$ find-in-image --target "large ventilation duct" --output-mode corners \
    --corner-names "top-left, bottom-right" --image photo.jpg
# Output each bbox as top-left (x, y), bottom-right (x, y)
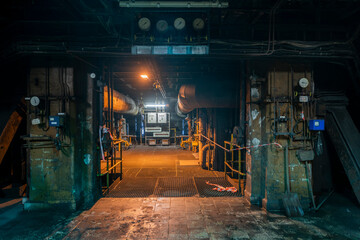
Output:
top-left (176, 84), bottom-right (237, 115)
top-left (104, 86), bottom-right (139, 115)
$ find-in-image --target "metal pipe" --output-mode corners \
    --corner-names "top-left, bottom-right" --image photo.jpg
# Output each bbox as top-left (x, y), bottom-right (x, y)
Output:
top-left (103, 86), bottom-right (138, 115)
top-left (199, 109), bottom-right (207, 168)
top-left (185, 115), bottom-right (192, 137)
top-left (176, 84), bottom-right (237, 115)
top-left (201, 143), bottom-right (210, 169)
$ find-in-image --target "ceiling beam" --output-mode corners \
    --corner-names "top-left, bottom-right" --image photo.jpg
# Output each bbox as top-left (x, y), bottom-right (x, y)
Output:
top-left (119, 1), bottom-right (229, 8)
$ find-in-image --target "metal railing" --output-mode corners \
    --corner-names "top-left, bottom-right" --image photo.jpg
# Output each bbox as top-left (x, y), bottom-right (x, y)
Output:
top-left (224, 136), bottom-right (246, 195)
top-left (98, 140), bottom-right (123, 194)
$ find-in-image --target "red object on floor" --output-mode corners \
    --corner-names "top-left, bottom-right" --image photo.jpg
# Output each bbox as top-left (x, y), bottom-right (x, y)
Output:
top-left (205, 181), bottom-right (238, 193)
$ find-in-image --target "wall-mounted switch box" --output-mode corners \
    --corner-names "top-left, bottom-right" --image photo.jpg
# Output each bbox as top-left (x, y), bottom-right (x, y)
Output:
top-left (49, 116), bottom-right (64, 127)
top-left (309, 119), bottom-right (325, 131)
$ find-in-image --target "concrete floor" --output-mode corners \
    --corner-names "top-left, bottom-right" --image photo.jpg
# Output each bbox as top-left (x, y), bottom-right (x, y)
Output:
top-left (1, 145), bottom-right (360, 239)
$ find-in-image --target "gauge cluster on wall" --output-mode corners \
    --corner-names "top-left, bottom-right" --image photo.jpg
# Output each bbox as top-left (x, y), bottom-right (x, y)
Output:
top-left (133, 12), bottom-right (209, 45)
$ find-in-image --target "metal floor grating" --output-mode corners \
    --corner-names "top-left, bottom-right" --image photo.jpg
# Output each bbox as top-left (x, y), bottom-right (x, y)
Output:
top-left (106, 177), bottom-right (157, 198)
top-left (106, 176), bottom-right (241, 198)
top-left (153, 177), bottom-right (198, 197)
top-left (136, 168), bottom-right (175, 177)
top-left (194, 177), bottom-right (242, 197)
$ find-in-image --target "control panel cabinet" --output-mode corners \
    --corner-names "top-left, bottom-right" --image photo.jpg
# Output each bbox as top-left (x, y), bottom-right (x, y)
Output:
top-left (145, 112), bottom-right (170, 145)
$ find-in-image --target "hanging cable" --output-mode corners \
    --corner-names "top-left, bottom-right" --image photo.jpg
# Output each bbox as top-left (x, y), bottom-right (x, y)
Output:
top-left (41, 67), bottom-right (50, 131)
top-left (199, 134), bottom-right (282, 152)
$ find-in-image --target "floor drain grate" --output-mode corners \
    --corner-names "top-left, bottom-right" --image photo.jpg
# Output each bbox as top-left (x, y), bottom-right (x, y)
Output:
top-left (153, 177), bottom-right (197, 197)
top-left (194, 177), bottom-right (242, 197)
top-left (106, 177), bottom-right (157, 198)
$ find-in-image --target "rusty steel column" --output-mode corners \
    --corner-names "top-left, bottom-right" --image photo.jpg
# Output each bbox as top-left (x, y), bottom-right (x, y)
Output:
top-left (198, 109), bottom-right (207, 169)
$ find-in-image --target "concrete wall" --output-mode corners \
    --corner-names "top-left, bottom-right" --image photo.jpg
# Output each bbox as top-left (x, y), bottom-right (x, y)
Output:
top-left (245, 64), bottom-right (313, 211)
top-left (26, 67), bottom-right (99, 210)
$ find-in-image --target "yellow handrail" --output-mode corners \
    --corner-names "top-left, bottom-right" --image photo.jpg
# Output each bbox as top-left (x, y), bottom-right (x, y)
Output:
top-left (224, 162), bottom-right (245, 176)
top-left (98, 160), bottom-right (122, 176)
top-left (113, 138), bottom-right (130, 148)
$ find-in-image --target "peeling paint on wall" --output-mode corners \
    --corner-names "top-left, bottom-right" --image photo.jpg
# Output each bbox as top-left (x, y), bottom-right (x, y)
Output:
top-left (251, 109), bottom-right (259, 121)
top-left (248, 109), bottom-right (252, 127)
top-left (251, 88), bottom-right (260, 98)
top-left (84, 154), bottom-right (91, 165)
top-left (252, 138), bottom-right (260, 147)
top-left (258, 116), bottom-right (265, 127)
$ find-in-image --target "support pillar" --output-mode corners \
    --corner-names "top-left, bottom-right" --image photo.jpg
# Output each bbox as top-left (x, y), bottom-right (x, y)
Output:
top-left (244, 77), bottom-right (264, 206)
top-left (199, 109), bottom-right (207, 169)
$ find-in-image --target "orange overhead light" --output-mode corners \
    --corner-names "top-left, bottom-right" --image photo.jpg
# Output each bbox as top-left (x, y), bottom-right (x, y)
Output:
top-left (140, 74), bottom-right (149, 79)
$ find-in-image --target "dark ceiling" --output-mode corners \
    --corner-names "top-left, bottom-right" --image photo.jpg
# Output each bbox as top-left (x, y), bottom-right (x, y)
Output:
top-left (1, 0), bottom-right (360, 102)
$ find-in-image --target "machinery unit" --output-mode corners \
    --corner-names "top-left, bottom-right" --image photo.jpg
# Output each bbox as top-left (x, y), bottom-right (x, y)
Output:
top-left (145, 112), bottom-right (171, 145)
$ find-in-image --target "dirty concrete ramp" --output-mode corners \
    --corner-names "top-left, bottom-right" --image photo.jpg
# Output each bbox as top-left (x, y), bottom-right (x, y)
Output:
top-left (326, 106), bottom-right (360, 203)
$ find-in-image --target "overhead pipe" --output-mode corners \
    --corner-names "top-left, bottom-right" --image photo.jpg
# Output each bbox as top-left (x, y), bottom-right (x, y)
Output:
top-left (176, 84), bottom-right (237, 116)
top-left (103, 86), bottom-right (138, 115)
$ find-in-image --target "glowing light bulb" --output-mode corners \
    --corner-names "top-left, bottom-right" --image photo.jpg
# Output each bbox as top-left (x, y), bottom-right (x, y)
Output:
top-left (140, 74), bottom-right (149, 79)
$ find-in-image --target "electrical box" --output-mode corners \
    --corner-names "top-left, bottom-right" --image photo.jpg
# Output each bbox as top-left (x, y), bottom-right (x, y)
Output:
top-left (158, 113), bottom-right (167, 123)
top-left (161, 139), bottom-right (169, 146)
top-left (299, 95), bottom-right (309, 103)
top-left (296, 150), bottom-right (315, 161)
top-left (144, 112), bottom-right (171, 145)
top-left (49, 116), bottom-right (64, 127)
top-left (309, 119), bottom-right (325, 131)
top-left (147, 113), bottom-right (157, 123)
top-left (148, 139), bottom-right (156, 146)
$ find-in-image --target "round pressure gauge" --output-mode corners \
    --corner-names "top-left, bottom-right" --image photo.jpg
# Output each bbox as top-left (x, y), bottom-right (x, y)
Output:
top-left (30, 96), bottom-right (40, 106)
top-left (156, 20), bottom-right (168, 32)
top-left (138, 17), bottom-right (151, 31)
top-left (174, 17), bottom-right (186, 30)
top-left (299, 78), bottom-right (309, 88)
top-left (90, 73), bottom-right (96, 79)
top-left (192, 18), bottom-right (205, 31)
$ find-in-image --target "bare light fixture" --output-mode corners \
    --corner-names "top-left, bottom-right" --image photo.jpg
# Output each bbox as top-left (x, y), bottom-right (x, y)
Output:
top-left (145, 104), bottom-right (166, 108)
top-left (140, 74), bottom-right (166, 98)
top-left (140, 74), bottom-right (149, 79)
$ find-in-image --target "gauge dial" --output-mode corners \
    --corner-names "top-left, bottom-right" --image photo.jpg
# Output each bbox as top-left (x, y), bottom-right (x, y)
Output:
top-left (192, 18), bottom-right (205, 31)
top-left (156, 20), bottom-right (168, 32)
top-left (138, 17), bottom-right (151, 31)
top-left (174, 17), bottom-right (186, 30)
top-left (30, 96), bottom-right (40, 106)
top-left (299, 78), bottom-right (309, 88)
